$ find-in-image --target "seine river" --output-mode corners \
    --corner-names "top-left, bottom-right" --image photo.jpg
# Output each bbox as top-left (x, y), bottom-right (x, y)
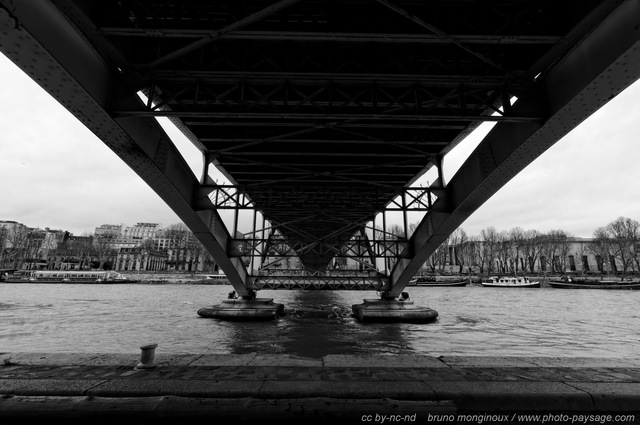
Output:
top-left (1, 283), bottom-right (639, 358)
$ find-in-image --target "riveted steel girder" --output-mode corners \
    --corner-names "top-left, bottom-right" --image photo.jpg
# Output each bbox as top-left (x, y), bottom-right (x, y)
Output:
top-left (0, 0), bottom-right (254, 297)
top-left (384, 0), bottom-right (640, 297)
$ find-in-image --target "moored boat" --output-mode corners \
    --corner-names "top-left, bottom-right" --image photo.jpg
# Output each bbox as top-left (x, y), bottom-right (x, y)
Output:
top-left (3, 270), bottom-right (34, 283)
top-left (410, 276), bottom-right (468, 287)
top-left (3, 270), bottom-right (139, 283)
top-left (205, 273), bottom-right (228, 283)
top-left (549, 277), bottom-right (640, 289)
top-left (0, 269), bottom-right (17, 282)
top-left (481, 276), bottom-right (540, 288)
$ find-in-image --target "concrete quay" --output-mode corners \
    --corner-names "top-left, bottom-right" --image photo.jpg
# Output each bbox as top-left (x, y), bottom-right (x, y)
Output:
top-left (1, 353), bottom-right (640, 424)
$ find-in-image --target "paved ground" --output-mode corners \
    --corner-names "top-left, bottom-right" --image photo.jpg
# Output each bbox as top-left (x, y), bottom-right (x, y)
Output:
top-left (1, 352), bottom-right (640, 424)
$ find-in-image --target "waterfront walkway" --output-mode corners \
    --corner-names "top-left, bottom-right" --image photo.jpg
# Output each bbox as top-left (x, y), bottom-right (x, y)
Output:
top-left (1, 352), bottom-right (640, 424)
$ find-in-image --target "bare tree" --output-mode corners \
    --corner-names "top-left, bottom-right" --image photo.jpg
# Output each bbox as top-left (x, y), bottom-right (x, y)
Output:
top-left (590, 226), bottom-right (612, 273)
top-left (540, 230), bottom-right (572, 274)
top-left (4, 226), bottom-right (30, 269)
top-left (163, 223), bottom-right (192, 270)
top-left (136, 238), bottom-right (157, 271)
top-left (69, 235), bottom-right (93, 270)
top-left (93, 234), bottom-right (117, 270)
top-left (519, 230), bottom-right (545, 273)
top-left (188, 237), bottom-right (208, 272)
top-left (607, 217), bottom-right (639, 275)
top-left (459, 235), bottom-right (479, 274)
top-left (425, 242), bottom-right (447, 273)
top-left (508, 227), bottom-right (526, 274)
top-left (448, 228), bottom-right (468, 273)
top-left (495, 230), bottom-right (512, 274)
top-left (0, 226), bottom-right (7, 267)
top-left (163, 222), bottom-right (214, 272)
top-left (592, 217), bottom-right (640, 275)
top-left (479, 227), bottom-right (499, 274)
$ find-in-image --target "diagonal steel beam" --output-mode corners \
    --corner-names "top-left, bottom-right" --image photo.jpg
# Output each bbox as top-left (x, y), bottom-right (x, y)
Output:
top-left (0, 0), bottom-right (255, 297)
top-left (382, 0), bottom-right (640, 298)
top-left (147, 0), bottom-right (301, 68)
top-left (359, 227), bottom-right (378, 266)
top-left (212, 125), bottom-right (325, 154)
top-left (374, 0), bottom-right (506, 73)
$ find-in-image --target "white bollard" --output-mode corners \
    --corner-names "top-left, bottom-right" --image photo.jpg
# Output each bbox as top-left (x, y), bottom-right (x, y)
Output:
top-left (135, 343), bottom-right (158, 369)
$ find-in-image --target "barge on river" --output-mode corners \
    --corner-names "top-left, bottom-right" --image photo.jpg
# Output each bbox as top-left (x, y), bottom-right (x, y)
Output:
top-left (549, 277), bottom-right (640, 289)
top-left (409, 276), bottom-right (468, 287)
top-left (4, 270), bottom-right (139, 284)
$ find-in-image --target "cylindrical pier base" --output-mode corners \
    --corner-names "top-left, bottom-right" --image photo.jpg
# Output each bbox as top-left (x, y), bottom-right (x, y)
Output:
top-left (352, 299), bottom-right (438, 323)
top-left (197, 298), bottom-right (284, 321)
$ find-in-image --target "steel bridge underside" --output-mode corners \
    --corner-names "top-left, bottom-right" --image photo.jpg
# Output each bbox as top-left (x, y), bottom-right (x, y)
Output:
top-left (1, 0), bottom-right (640, 300)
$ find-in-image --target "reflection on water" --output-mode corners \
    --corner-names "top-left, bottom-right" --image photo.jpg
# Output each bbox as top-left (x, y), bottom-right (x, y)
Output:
top-left (1, 283), bottom-right (639, 358)
top-left (209, 291), bottom-right (408, 358)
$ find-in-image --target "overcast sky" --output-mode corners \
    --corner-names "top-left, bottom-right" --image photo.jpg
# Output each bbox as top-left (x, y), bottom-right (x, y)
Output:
top-left (1, 52), bottom-right (640, 238)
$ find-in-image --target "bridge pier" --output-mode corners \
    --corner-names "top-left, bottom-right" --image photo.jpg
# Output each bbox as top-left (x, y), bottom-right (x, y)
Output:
top-left (352, 296), bottom-right (438, 324)
top-left (197, 298), bottom-right (285, 321)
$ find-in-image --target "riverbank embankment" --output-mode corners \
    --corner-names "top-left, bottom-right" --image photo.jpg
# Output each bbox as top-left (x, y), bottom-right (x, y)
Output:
top-left (1, 353), bottom-right (639, 424)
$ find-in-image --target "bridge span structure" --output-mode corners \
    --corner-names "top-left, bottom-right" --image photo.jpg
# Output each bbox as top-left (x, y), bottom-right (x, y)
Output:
top-left (1, 0), bottom-right (639, 321)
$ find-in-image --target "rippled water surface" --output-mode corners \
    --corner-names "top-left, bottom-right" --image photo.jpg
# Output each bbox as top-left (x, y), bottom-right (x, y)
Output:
top-left (1, 283), bottom-right (639, 358)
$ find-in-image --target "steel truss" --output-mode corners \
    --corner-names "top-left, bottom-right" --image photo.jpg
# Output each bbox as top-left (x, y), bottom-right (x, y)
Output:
top-left (202, 185), bottom-right (439, 212)
top-left (197, 184), bottom-right (438, 276)
top-left (257, 275), bottom-right (386, 291)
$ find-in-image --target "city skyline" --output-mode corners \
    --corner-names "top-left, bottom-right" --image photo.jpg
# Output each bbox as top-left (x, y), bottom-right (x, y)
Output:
top-left (2, 52), bottom-right (640, 239)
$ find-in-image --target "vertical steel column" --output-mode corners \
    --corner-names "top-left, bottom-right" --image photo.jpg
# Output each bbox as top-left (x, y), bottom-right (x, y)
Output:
top-left (402, 191), bottom-right (409, 241)
top-left (249, 207), bottom-right (257, 273)
top-left (200, 153), bottom-right (211, 185)
top-left (382, 212), bottom-right (388, 275)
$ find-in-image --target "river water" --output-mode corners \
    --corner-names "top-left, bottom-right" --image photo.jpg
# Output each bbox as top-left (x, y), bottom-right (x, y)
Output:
top-left (1, 283), bottom-right (639, 358)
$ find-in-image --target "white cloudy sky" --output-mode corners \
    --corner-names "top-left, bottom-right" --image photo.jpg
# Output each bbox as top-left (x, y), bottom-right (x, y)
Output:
top-left (1, 52), bottom-right (640, 238)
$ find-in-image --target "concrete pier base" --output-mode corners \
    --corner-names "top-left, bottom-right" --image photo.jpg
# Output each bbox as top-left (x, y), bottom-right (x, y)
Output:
top-left (197, 298), bottom-right (284, 321)
top-left (352, 299), bottom-right (438, 323)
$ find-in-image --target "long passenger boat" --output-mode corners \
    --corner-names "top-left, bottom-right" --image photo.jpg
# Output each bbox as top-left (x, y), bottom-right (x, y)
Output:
top-left (4, 270), bottom-right (139, 284)
top-left (549, 277), bottom-right (640, 289)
